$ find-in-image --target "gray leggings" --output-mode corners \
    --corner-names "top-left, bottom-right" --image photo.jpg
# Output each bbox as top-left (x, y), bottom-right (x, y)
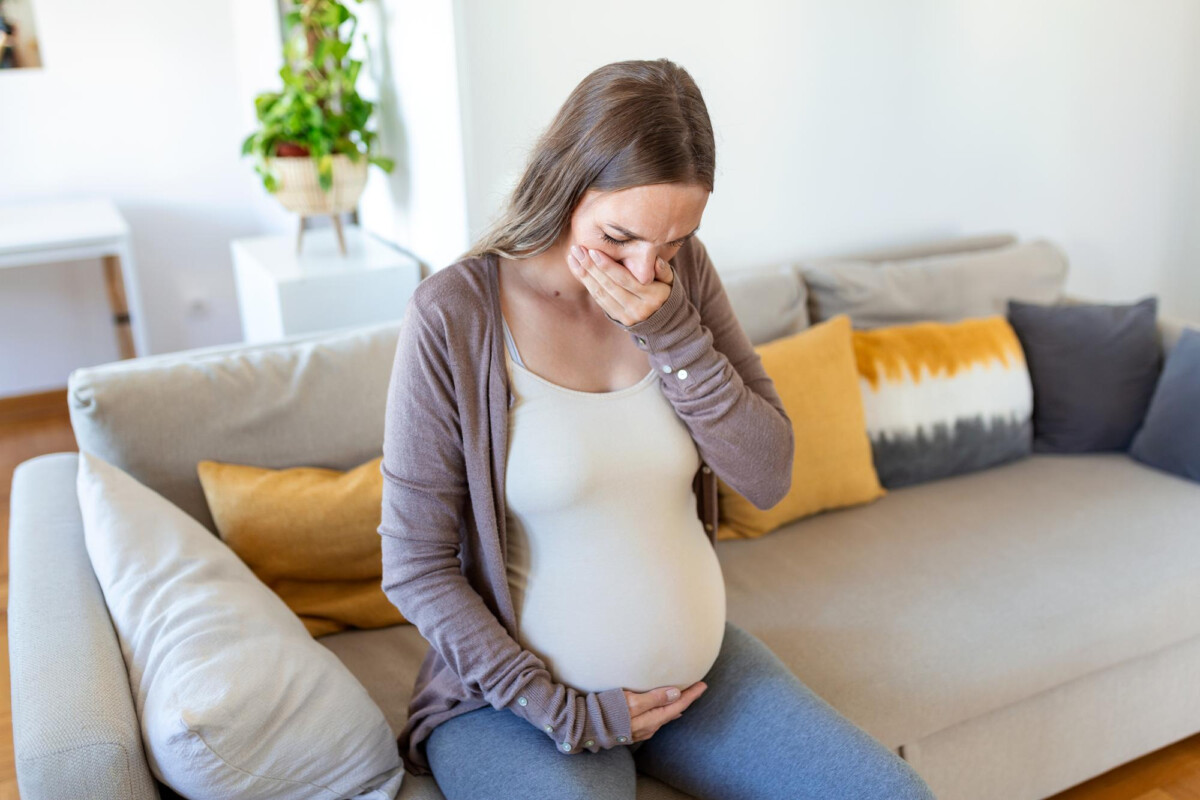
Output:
top-left (425, 620), bottom-right (937, 799)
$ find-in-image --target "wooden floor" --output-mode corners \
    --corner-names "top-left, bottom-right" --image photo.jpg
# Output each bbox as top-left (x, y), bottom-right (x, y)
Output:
top-left (1, 397), bottom-right (1199, 800)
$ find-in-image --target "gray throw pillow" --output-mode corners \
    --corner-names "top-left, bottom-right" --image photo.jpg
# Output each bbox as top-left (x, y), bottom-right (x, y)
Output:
top-left (1129, 327), bottom-right (1200, 482)
top-left (1006, 296), bottom-right (1161, 453)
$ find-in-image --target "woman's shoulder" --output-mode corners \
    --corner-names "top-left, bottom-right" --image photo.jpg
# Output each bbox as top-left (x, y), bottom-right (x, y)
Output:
top-left (412, 253), bottom-right (494, 313)
top-left (396, 254), bottom-right (496, 375)
top-left (404, 252), bottom-right (497, 344)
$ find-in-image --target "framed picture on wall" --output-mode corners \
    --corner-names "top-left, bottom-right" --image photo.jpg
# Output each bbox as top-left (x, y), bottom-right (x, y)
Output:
top-left (0, 0), bottom-right (42, 69)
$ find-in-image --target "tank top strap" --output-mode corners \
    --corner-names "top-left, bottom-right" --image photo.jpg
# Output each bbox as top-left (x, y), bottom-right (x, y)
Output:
top-left (500, 310), bottom-right (526, 368)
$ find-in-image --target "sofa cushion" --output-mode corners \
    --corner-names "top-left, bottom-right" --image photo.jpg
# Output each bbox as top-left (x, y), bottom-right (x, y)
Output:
top-left (68, 320), bottom-right (402, 534)
top-left (716, 452), bottom-right (1200, 750)
top-left (801, 239), bottom-right (1069, 329)
top-left (717, 314), bottom-right (885, 539)
top-left (76, 451), bottom-right (406, 799)
top-left (852, 316), bottom-right (1033, 488)
top-left (197, 455), bottom-right (408, 637)
top-left (1129, 327), bottom-right (1200, 482)
top-left (1007, 296), bottom-right (1161, 453)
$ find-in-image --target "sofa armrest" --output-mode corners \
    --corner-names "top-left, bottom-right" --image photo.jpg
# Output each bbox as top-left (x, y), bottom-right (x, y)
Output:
top-left (8, 452), bottom-right (160, 800)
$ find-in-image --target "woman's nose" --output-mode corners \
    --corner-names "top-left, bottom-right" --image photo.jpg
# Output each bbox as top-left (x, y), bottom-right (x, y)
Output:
top-left (624, 254), bottom-right (657, 284)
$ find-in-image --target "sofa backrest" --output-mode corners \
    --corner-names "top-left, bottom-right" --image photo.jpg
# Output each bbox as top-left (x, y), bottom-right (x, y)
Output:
top-left (65, 231), bottom-right (1023, 531)
top-left (806, 231), bottom-right (1018, 264)
top-left (722, 231), bottom-right (1020, 345)
top-left (68, 320), bottom-right (402, 534)
top-left (722, 231), bottom-right (1195, 357)
top-left (801, 238), bottom-right (1070, 328)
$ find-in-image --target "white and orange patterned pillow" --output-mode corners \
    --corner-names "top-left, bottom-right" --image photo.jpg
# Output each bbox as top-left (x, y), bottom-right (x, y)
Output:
top-left (852, 315), bottom-right (1033, 488)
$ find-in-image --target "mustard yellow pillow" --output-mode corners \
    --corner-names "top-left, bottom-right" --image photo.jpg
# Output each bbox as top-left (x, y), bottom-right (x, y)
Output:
top-left (716, 314), bottom-right (886, 539)
top-left (196, 455), bottom-right (407, 637)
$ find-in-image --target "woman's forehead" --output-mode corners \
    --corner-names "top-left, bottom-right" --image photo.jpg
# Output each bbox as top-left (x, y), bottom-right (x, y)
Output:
top-left (583, 184), bottom-right (708, 233)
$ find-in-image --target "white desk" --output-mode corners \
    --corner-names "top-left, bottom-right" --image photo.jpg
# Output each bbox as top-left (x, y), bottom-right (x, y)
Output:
top-left (231, 225), bottom-right (422, 343)
top-left (0, 198), bottom-right (146, 359)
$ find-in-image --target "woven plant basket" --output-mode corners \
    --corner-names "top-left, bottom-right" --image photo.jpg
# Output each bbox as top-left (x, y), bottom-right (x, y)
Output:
top-left (268, 153), bottom-right (368, 215)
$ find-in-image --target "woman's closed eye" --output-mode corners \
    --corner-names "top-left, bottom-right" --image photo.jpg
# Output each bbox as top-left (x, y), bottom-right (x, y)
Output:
top-left (600, 231), bottom-right (687, 248)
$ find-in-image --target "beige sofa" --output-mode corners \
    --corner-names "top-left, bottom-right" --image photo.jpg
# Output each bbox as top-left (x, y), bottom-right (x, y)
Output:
top-left (9, 233), bottom-right (1200, 800)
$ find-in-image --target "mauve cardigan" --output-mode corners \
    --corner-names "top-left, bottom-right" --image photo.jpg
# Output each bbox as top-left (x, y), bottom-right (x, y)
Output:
top-left (378, 236), bottom-right (795, 776)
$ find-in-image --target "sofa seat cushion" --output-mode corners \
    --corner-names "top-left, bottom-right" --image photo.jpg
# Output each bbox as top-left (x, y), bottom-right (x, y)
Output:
top-left (317, 625), bottom-right (694, 798)
top-left (717, 452), bottom-right (1200, 749)
top-left (321, 453), bottom-right (1200, 783)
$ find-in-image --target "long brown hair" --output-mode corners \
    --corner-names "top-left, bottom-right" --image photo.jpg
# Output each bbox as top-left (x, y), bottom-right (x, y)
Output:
top-left (459, 58), bottom-right (715, 263)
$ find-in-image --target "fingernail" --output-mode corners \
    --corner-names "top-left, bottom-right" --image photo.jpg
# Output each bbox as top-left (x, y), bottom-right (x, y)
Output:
top-left (589, 248), bottom-right (602, 265)
top-left (667, 687), bottom-right (680, 701)
top-left (570, 245), bottom-right (583, 259)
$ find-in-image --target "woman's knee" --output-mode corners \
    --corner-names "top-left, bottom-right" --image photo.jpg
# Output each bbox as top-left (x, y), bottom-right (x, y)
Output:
top-left (703, 623), bottom-right (937, 798)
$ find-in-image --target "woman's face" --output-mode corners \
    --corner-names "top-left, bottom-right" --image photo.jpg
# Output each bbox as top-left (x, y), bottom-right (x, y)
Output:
top-left (562, 182), bottom-right (710, 286)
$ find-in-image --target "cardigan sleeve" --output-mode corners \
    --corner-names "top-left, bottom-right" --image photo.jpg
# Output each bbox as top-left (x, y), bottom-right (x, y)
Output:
top-left (617, 237), bottom-right (795, 510)
top-left (378, 297), bottom-right (633, 755)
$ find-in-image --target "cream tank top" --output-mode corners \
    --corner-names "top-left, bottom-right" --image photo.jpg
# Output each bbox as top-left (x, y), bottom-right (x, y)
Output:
top-left (501, 310), bottom-right (726, 695)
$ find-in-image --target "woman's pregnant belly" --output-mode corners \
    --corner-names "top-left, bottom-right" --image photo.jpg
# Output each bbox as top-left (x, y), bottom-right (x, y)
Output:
top-left (505, 508), bottom-right (726, 695)
top-left (502, 363), bottom-right (727, 695)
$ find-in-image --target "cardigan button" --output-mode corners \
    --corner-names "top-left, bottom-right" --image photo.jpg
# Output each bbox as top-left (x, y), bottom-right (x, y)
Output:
top-left (544, 724), bottom-right (553, 732)
top-left (661, 364), bottom-right (673, 373)
top-left (517, 696), bottom-right (527, 706)
top-left (704, 523), bottom-right (714, 532)
top-left (618, 735), bottom-right (628, 743)
top-left (585, 739), bottom-right (594, 748)
top-left (676, 369), bottom-right (688, 380)
top-left (561, 741), bottom-right (573, 752)
top-left (701, 465), bottom-right (712, 475)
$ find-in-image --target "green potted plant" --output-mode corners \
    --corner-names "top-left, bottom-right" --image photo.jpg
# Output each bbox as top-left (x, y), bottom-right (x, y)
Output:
top-left (241, 0), bottom-right (395, 253)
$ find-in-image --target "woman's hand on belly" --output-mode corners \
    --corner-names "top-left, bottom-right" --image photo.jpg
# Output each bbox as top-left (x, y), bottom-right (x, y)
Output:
top-left (624, 680), bottom-right (708, 743)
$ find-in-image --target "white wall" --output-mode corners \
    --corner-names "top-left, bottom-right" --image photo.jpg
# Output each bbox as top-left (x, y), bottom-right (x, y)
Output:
top-left (0, 0), bottom-right (294, 398)
top-left (0, 0), bottom-right (464, 400)
top-left (453, 0), bottom-right (1200, 320)
top-left (355, 0), bottom-right (471, 271)
top-left (2, 0), bottom-right (1197, 398)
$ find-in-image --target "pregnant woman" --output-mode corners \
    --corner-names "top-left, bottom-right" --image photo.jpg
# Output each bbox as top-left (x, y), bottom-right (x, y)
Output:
top-left (379, 58), bottom-right (936, 800)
